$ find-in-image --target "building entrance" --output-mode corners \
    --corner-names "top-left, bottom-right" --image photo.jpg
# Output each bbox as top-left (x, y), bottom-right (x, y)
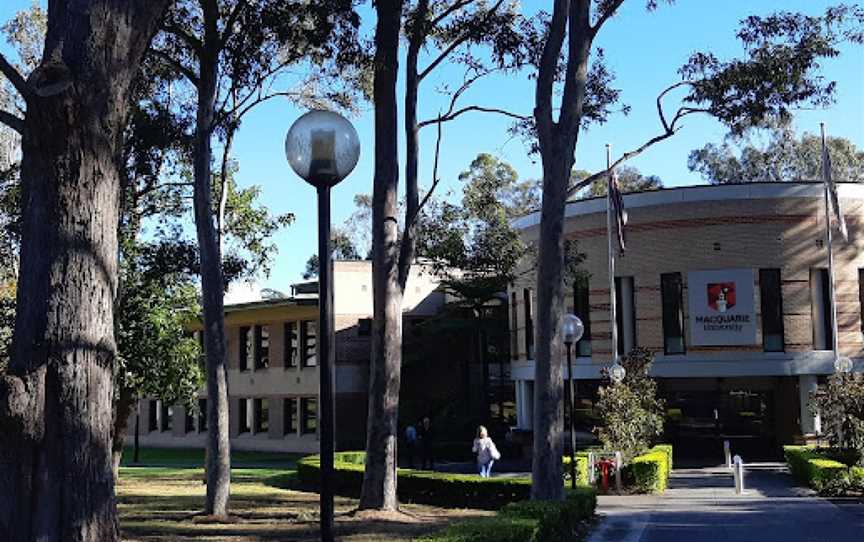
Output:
top-left (661, 379), bottom-right (783, 465)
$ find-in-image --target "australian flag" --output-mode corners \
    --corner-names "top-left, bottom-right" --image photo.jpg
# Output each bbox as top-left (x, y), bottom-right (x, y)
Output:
top-left (608, 169), bottom-right (627, 254)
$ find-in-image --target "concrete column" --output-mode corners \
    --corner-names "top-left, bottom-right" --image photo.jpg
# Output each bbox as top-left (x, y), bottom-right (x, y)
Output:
top-left (524, 381), bottom-right (535, 431)
top-left (799, 374), bottom-right (821, 435)
top-left (515, 380), bottom-right (524, 428)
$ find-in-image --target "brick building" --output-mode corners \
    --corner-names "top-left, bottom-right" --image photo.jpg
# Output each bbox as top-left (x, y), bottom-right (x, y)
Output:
top-left (134, 260), bottom-right (447, 453)
top-left (509, 182), bottom-right (864, 459)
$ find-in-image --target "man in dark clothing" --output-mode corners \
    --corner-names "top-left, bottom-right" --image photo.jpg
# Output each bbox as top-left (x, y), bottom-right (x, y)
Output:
top-left (418, 416), bottom-right (435, 470)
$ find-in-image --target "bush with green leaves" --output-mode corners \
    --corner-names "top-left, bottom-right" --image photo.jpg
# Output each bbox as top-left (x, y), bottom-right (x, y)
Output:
top-left (810, 372), bottom-right (864, 466)
top-left (595, 347), bottom-right (665, 460)
top-left (784, 446), bottom-right (863, 495)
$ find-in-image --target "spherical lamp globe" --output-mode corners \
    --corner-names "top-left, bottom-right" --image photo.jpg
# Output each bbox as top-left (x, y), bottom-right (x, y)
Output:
top-left (285, 110), bottom-right (360, 187)
top-left (562, 313), bottom-right (584, 345)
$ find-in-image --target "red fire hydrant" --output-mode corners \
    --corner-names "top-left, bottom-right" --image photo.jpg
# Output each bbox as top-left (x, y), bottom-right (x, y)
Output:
top-left (596, 458), bottom-right (616, 492)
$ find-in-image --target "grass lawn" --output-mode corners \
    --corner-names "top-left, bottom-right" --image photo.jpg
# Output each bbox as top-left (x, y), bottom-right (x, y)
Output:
top-left (118, 449), bottom-right (491, 541)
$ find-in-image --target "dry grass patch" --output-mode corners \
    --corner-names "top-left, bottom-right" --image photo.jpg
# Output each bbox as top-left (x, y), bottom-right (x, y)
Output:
top-left (118, 467), bottom-right (491, 541)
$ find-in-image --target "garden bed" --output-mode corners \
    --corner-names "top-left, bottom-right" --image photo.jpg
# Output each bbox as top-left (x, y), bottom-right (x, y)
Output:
top-left (784, 445), bottom-right (864, 495)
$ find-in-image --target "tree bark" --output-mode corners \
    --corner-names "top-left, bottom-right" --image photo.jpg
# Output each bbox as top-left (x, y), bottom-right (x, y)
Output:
top-left (359, 0), bottom-right (404, 511)
top-left (194, 0), bottom-right (232, 518)
top-left (0, 1), bottom-right (170, 540)
top-left (531, 0), bottom-right (592, 501)
top-left (111, 385), bottom-right (137, 480)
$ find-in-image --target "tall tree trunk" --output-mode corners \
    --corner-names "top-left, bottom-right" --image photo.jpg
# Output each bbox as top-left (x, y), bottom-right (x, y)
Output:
top-left (111, 385), bottom-right (137, 480)
top-left (531, 0), bottom-right (592, 501)
top-left (194, 0), bottom-right (231, 518)
top-left (0, 2), bottom-right (169, 539)
top-left (359, 0), bottom-right (404, 511)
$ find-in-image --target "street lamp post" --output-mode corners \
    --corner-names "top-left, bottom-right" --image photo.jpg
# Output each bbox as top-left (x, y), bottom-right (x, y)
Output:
top-left (286, 110), bottom-right (360, 542)
top-left (562, 313), bottom-right (584, 490)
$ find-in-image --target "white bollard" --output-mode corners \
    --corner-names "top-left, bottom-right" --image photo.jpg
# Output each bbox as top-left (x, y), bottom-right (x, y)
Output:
top-left (724, 440), bottom-right (731, 469)
top-left (614, 451), bottom-right (623, 494)
top-left (588, 452), bottom-right (596, 484)
top-left (733, 455), bottom-right (744, 494)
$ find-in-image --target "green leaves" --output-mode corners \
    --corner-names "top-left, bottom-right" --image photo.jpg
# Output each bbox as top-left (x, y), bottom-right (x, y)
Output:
top-left (810, 372), bottom-right (864, 465)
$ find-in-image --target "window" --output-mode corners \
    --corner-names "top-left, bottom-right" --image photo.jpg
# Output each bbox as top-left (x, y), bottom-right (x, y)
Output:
top-left (148, 400), bottom-right (158, 432)
top-left (523, 288), bottom-right (534, 359)
top-left (301, 397), bottom-right (318, 434)
top-left (239, 326), bottom-right (252, 371)
top-left (284, 322), bottom-right (298, 367)
top-left (615, 276), bottom-right (636, 355)
top-left (358, 318), bottom-right (372, 337)
top-left (198, 398), bottom-right (207, 432)
top-left (661, 273), bottom-right (686, 354)
top-left (760, 269), bottom-right (785, 352)
top-left (573, 277), bottom-right (592, 356)
top-left (254, 398), bottom-right (269, 434)
top-left (254, 325), bottom-right (270, 370)
top-left (184, 407), bottom-right (195, 433)
top-left (810, 268), bottom-right (834, 350)
top-left (160, 402), bottom-right (173, 432)
top-left (301, 320), bottom-right (317, 367)
top-left (510, 292), bottom-right (519, 360)
top-left (283, 397), bottom-right (297, 435)
top-left (238, 398), bottom-right (250, 434)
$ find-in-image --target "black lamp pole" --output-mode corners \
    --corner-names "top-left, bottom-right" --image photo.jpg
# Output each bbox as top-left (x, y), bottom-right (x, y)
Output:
top-left (565, 341), bottom-right (577, 489)
top-left (316, 182), bottom-right (336, 542)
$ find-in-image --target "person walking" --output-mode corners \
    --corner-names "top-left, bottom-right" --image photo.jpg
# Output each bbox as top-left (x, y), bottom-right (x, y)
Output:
top-left (404, 423), bottom-right (417, 468)
top-left (472, 425), bottom-right (501, 478)
top-left (418, 416), bottom-right (435, 470)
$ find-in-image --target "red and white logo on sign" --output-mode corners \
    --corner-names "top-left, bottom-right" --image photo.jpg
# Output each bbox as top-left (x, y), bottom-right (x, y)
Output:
top-left (707, 282), bottom-right (735, 313)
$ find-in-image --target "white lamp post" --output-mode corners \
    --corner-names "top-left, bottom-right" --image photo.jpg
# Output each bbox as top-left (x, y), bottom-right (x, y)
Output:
top-left (286, 110), bottom-right (360, 542)
top-left (834, 355), bottom-right (853, 374)
top-left (562, 313), bottom-right (584, 489)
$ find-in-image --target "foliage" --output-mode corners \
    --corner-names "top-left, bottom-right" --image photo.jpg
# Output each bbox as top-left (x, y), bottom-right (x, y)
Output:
top-left (573, 165), bottom-right (663, 198)
top-left (302, 227), bottom-right (362, 279)
top-left (297, 451), bottom-right (591, 510)
top-left (418, 488), bottom-right (596, 542)
top-left (689, 125), bottom-right (864, 184)
top-left (595, 348), bottom-right (665, 460)
top-left (810, 372), bottom-right (864, 464)
top-left (623, 447), bottom-right (671, 493)
top-left (784, 446), bottom-right (864, 495)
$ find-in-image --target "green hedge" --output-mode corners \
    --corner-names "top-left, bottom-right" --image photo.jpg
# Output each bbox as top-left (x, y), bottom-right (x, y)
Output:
top-left (297, 452), bottom-right (590, 510)
top-left (622, 446), bottom-right (672, 493)
top-left (418, 488), bottom-right (597, 542)
top-left (784, 446), bottom-right (856, 494)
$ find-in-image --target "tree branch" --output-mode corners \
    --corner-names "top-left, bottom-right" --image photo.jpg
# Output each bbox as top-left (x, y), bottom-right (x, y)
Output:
top-left (428, 0), bottom-right (474, 29)
top-left (149, 49), bottom-right (200, 86)
top-left (0, 52), bottom-right (32, 101)
top-left (0, 110), bottom-right (24, 134)
top-left (221, 0), bottom-right (249, 47)
top-left (161, 23), bottom-right (203, 54)
top-left (404, 112), bottom-right (445, 236)
top-left (590, 0), bottom-right (625, 37)
top-left (418, 105), bottom-right (529, 128)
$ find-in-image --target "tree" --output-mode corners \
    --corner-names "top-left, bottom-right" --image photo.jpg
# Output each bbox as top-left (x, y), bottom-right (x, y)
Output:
top-left (0, 1), bottom-right (172, 539)
top-left (573, 165), bottom-right (662, 198)
top-left (302, 228), bottom-right (362, 280)
top-left (527, 1), bottom-right (863, 501)
top-left (361, 0), bottom-right (528, 510)
top-left (151, 0), bottom-right (359, 516)
top-left (594, 348), bottom-right (664, 460)
top-left (689, 125), bottom-right (864, 184)
top-left (811, 372), bottom-right (864, 465)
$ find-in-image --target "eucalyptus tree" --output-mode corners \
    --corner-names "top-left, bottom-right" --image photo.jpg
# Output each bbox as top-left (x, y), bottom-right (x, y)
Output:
top-left (150, 0), bottom-right (359, 516)
top-left (362, 0), bottom-right (529, 511)
top-left (527, 1), bottom-right (864, 500)
top-left (0, 1), bottom-right (172, 539)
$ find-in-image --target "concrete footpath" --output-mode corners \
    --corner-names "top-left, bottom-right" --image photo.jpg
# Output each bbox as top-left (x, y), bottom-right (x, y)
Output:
top-left (587, 463), bottom-right (864, 542)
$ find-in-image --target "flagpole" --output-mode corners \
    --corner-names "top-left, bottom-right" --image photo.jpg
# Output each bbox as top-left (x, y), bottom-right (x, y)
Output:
top-left (821, 122), bottom-right (840, 364)
top-left (606, 144), bottom-right (618, 367)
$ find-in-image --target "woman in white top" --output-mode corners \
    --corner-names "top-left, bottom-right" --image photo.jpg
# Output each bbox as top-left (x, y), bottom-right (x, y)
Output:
top-left (472, 425), bottom-right (501, 478)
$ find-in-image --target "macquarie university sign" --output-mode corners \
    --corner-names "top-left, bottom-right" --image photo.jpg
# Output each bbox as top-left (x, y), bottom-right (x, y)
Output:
top-left (687, 269), bottom-right (757, 346)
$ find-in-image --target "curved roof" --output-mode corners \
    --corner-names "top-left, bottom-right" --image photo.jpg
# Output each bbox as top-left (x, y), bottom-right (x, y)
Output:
top-left (512, 181), bottom-right (864, 230)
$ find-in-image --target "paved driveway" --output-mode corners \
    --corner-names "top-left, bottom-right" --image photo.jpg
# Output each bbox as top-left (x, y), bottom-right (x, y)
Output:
top-left (588, 463), bottom-right (864, 542)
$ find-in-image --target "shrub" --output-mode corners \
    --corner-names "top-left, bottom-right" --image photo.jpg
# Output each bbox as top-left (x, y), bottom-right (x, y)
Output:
top-left (622, 447), bottom-right (671, 493)
top-left (784, 446), bottom-right (852, 494)
top-left (297, 451), bottom-right (591, 510)
top-left (420, 487), bottom-right (597, 542)
top-left (809, 372), bottom-right (864, 466)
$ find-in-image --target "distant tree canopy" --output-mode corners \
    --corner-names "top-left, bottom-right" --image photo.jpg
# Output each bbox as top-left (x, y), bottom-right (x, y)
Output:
top-left (572, 165), bottom-right (663, 198)
top-left (302, 228), bottom-right (362, 279)
top-left (689, 126), bottom-right (864, 184)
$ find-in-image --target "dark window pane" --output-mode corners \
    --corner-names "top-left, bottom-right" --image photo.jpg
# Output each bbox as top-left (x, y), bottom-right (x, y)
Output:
top-left (510, 292), bottom-right (519, 360)
top-left (302, 321), bottom-right (317, 367)
top-left (238, 398), bottom-right (250, 434)
top-left (760, 269), bottom-right (785, 352)
top-left (523, 288), bottom-right (534, 359)
top-left (255, 325), bottom-right (270, 370)
top-left (574, 276), bottom-right (592, 356)
top-left (301, 397), bottom-right (317, 434)
top-left (239, 326), bottom-right (252, 371)
top-left (184, 407), bottom-right (194, 433)
top-left (283, 398), bottom-right (296, 435)
top-left (285, 322), bottom-right (298, 367)
top-left (661, 273), bottom-right (686, 355)
top-left (615, 277), bottom-right (636, 354)
top-left (358, 318), bottom-right (372, 337)
top-left (160, 403), bottom-right (173, 432)
top-left (198, 398), bottom-right (207, 432)
top-left (148, 400), bottom-right (158, 432)
top-left (254, 398), bottom-right (269, 433)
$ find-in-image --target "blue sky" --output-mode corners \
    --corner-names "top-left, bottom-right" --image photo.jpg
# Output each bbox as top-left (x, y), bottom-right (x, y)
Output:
top-left (1, 1), bottom-right (862, 292)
